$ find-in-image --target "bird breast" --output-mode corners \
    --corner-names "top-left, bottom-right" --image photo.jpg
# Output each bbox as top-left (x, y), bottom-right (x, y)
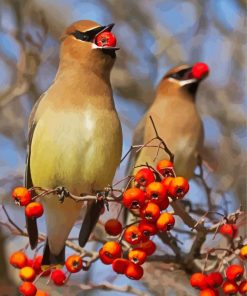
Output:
top-left (30, 107), bottom-right (122, 195)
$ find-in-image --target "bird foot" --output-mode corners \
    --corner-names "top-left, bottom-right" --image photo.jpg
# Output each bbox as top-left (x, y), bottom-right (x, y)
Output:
top-left (55, 186), bottom-right (70, 203)
top-left (96, 191), bottom-right (109, 211)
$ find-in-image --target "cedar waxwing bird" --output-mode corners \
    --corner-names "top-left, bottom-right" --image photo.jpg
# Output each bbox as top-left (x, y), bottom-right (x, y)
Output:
top-left (25, 20), bottom-right (122, 265)
top-left (129, 63), bottom-right (209, 180)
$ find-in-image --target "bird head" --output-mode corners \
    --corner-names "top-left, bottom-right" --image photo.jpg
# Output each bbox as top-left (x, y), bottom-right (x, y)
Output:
top-left (157, 63), bottom-right (209, 99)
top-left (60, 20), bottom-right (119, 75)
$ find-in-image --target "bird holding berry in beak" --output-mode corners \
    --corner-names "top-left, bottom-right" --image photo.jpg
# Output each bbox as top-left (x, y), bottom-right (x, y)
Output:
top-left (129, 63), bottom-right (209, 179)
top-left (25, 20), bottom-right (122, 265)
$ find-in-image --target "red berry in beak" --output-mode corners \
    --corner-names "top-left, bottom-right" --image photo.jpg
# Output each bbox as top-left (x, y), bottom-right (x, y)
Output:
top-left (191, 62), bottom-right (209, 80)
top-left (95, 31), bottom-right (117, 47)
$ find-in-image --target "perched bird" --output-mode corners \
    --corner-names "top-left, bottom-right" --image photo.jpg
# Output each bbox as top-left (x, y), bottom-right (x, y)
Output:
top-left (129, 63), bottom-right (209, 179)
top-left (25, 20), bottom-right (122, 265)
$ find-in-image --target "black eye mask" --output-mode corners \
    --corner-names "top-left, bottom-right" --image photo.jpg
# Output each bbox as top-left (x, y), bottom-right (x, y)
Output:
top-left (70, 26), bottom-right (107, 43)
top-left (168, 68), bottom-right (192, 80)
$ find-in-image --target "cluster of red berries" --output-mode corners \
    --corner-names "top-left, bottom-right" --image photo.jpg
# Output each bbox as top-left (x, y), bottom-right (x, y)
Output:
top-left (99, 159), bottom-right (190, 280)
top-left (12, 187), bottom-right (44, 219)
top-left (9, 249), bottom-right (85, 295)
top-left (190, 259), bottom-right (247, 295)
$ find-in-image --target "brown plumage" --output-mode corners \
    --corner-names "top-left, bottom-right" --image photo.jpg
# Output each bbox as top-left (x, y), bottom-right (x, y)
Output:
top-left (129, 64), bottom-right (208, 179)
top-left (25, 20), bottom-right (122, 265)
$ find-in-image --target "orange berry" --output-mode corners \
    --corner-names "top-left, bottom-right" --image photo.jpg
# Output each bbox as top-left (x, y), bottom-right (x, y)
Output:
top-left (135, 240), bottom-right (156, 256)
top-left (146, 182), bottom-right (169, 208)
top-left (156, 212), bottom-right (175, 232)
top-left (168, 177), bottom-right (189, 199)
top-left (134, 168), bottom-right (155, 187)
top-left (112, 258), bottom-right (130, 274)
top-left (19, 266), bottom-right (36, 282)
top-left (161, 176), bottom-right (174, 189)
top-left (190, 273), bottom-right (208, 290)
top-left (30, 255), bottom-right (50, 277)
top-left (222, 280), bottom-right (239, 294)
top-left (9, 251), bottom-right (28, 269)
top-left (240, 245), bottom-right (247, 260)
top-left (239, 280), bottom-right (247, 294)
top-left (51, 269), bottom-right (66, 286)
top-left (125, 261), bottom-right (144, 280)
top-left (226, 264), bottom-right (244, 281)
top-left (12, 187), bottom-right (31, 206)
top-left (156, 159), bottom-right (174, 177)
top-left (105, 219), bottom-right (122, 236)
top-left (138, 220), bottom-right (157, 238)
top-left (123, 188), bottom-right (146, 209)
top-left (128, 249), bottom-right (147, 265)
top-left (19, 282), bottom-right (37, 296)
top-left (141, 202), bottom-right (160, 223)
top-left (35, 291), bottom-right (49, 296)
top-left (99, 241), bottom-right (122, 264)
top-left (199, 288), bottom-right (219, 296)
top-left (25, 202), bottom-right (44, 218)
top-left (206, 272), bottom-right (223, 288)
top-left (65, 254), bottom-right (83, 273)
top-left (124, 225), bottom-right (143, 245)
top-left (219, 224), bottom-right (238, 238)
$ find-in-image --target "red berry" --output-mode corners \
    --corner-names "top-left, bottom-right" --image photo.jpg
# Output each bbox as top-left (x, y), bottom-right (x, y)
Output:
top-left (168, 177), bottom-right (189, 199)
top-left (19, 266), bottom-right (36, 282)
top-left (9, 251), bottom-right (28, 269)
top-left (222, 280), bottom-right (239, 294)
top-left (161, 176), bottom-right (174, 188)
top-left (125, 262), bottom-right (144, 280)
top-left (135, 240), bottom-right (156, 256)
top-left (65, 254), bottom-right (83, 273)
top-left (99, 241), bottom-right (122, 264)
top-left (105, 219), bottom-right (122, 236)
top-left (190, 273), bottom-right (208, 290)
top-left (134, 168), bottom-right (155, 187)
top-left (36, 291), bottom-right (49, 296)
top-left (12, 187), bottom-right (31, 206)
top-left (146, 182), bottom-right (169, 207)
top-left (25, 202), bottom-right (44, 218)
top-left (95, 31), bottom-right (117, 47)
top-left (219, 224), bottom-right (238, 238)
top-left (138, 220), bottom-right (158, 237)
top-left (239, 280), bottom-right (247, 294)
top-left (141, 202), bottom-right (161, 223)
top-left (226, 264), bottom-right (244, 281)
top-left (206, 272), bottom-right (223, 288)
top-left (128, 249), bottom-right (147, 265)
top-left (19, 282), bottom-right (37, 296)
top-left (123, 188), bottom-right (146, 209)
top-left (199, 288), bottom-right (219, 296)
top-left (124, 225), bottom-right (143, 245)
top-left (51, 269), bottom-right (66, 286)
top-left (156, 159), bottom-right (174, 177)
top-left (191, 62), bottom-right (209, 80)
top-left (112, 258), bottom-right (130, 274)
top-left (156, 213), bottom-right (175, 232)
top-left (30, 255), bottom-right (50, 276)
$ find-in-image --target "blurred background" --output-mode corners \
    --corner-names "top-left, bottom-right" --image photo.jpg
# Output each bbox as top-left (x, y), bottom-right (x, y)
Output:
top-left (0, 0), bottom-right (246, 295)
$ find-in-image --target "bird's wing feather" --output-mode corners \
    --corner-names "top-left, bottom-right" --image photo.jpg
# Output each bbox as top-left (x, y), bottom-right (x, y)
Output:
top-left (25, 94), bottom-right (45, 249)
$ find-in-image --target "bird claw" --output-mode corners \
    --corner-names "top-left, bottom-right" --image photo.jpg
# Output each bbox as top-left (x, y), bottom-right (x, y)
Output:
top-left (56, 186), bottom-right (70, 203)
top-left (96, 191), bottom-right (109, 211)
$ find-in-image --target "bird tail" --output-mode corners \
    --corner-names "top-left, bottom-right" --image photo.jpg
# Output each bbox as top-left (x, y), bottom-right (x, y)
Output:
top-left (78, 200), bottom-right (104, 247)
top-left (42, 239), bottom-right (65, 265)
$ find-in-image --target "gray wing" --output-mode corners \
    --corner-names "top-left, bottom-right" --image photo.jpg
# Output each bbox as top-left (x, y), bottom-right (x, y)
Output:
top-left (25, 94), bottom-right (44, 249)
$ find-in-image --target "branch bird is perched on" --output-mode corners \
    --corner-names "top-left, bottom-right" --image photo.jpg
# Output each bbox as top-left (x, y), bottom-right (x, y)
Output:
top-left (25, 20), bottom-right (122, 265)
top-left (129, 63), bottom-right (209, 180)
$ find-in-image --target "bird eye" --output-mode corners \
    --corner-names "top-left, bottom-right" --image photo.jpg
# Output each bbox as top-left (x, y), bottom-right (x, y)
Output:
top-left (71, 31), bottom-right (91, 42)
top-left (169, 69), bottom-right (189, 80)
